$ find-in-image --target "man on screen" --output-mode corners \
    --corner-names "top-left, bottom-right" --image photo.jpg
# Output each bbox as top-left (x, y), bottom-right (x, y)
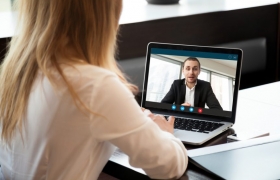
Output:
top-left (161, 57), bottom-right (223, 110)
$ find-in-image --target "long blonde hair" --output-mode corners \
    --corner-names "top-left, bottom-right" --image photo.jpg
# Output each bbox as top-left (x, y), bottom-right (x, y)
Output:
top-left (0, 0), bottom-right (137, 143)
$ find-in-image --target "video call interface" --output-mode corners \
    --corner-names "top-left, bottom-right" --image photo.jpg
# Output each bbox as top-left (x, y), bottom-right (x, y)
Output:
top-left (144, 48), bottom-right (238, 118)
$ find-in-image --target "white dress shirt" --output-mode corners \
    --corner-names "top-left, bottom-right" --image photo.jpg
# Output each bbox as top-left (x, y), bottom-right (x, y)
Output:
top-left (184, 81), bottom-right (197, 106)
top-left (0, 64), bottom-right (188, 180)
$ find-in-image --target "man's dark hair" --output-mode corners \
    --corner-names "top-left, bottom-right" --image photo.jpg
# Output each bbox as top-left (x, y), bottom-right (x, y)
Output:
top-left (183, 57), bottom-right (200, 69)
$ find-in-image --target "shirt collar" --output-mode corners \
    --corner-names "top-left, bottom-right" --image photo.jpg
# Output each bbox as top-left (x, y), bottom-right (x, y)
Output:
top-left (185, 79), bottom-right (197, 90)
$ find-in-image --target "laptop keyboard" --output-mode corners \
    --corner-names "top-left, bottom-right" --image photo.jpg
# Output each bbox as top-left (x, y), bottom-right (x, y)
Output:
top-left (167, 116), bottom-right (224, 134)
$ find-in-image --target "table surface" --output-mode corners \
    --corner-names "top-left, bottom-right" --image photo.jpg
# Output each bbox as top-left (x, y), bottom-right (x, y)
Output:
top-left (233, 81), bottom-right (280, 136)
top-left (1, 0), bottom-right (280, 38)
top-left (101, 81), bottom-right (280, 180)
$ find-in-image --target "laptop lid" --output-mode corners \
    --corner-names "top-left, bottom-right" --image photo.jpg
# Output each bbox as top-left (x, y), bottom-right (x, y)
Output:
top-left (141, 42), bottom-right (243, 124)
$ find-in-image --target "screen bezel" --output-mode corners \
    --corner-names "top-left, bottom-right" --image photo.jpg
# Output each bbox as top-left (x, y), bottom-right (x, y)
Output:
top-left (141, 42), bottom-right (243, 123)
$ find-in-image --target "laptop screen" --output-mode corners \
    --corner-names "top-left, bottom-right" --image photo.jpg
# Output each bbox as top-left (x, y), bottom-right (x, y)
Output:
top-left (142, 43), bottom-right (242, 122)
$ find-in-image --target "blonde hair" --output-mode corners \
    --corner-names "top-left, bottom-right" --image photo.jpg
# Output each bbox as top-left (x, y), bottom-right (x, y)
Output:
top-left (0, 0), bottom-right (137, 143)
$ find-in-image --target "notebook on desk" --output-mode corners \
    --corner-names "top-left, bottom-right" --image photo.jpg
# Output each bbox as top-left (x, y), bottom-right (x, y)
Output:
top-left (141, 42), bottom-right (243, 145)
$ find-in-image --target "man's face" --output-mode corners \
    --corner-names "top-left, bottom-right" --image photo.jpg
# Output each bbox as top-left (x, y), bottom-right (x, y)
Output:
top-left (183, 60), bottom-right (200, 84)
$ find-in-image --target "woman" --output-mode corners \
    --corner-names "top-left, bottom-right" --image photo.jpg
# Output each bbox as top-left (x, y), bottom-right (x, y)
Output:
top-left (0, 0), bottom-right (188, 179)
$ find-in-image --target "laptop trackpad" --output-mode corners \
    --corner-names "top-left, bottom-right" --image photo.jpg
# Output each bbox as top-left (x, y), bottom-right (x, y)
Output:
top-left (174, 130), bottom-right (209, 145)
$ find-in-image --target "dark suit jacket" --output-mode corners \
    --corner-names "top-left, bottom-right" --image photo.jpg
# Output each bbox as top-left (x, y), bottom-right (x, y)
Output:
top-left (161, 79), bottom-right (223, 110)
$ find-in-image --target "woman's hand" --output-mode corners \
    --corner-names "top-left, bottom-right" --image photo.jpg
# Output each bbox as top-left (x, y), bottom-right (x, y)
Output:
top-left (141, 108), bottom-right (175, 134)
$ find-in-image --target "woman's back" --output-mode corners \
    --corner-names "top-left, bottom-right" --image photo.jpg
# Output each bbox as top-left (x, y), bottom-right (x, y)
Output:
top-left (0, 64), bottom-right (188, 179)
top-left (0, 0), bottom-right (188, 179)
top-left (1, 65), bottom-right (119, 179)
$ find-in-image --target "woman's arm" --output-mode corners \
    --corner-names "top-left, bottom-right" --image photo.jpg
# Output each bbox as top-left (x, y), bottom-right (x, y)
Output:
top-left (89, 74), bottom-right (188, 179)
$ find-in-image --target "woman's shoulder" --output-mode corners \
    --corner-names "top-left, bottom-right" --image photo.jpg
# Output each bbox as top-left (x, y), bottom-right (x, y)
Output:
top-left (53, 64), bottom-right (119, 91)
top-left (62, 64), bottom-right (116, 80)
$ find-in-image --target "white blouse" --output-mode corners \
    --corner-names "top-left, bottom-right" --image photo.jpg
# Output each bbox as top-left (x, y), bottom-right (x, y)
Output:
top-left (0, 64), bottom-right (188, 180)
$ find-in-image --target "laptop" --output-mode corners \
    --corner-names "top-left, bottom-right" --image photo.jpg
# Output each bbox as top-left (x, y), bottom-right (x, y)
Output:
top-left (141, 42), bottom-right (243, 145)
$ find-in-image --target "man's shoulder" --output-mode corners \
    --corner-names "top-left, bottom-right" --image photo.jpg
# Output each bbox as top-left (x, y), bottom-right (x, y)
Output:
top-left (197, 79), bottom-right (211, 86)
top-left (173, 79), bottom-right (185, 85)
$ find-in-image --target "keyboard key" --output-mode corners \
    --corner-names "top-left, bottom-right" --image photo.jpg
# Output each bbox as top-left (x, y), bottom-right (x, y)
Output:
top-left (174, 117), bottom-right (224, 133)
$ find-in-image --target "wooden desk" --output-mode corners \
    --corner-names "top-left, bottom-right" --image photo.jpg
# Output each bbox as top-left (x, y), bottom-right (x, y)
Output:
top-left (101, 82), bottom-right (280, 180)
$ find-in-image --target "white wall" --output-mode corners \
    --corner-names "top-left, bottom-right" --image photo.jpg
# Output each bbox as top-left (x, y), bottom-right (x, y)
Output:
top-left (0, 0), bottom-right (12, 12)
top-left (199, 58), bottom-right (236, 77)
top-left (160, 54), bottom-right (237, 78)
